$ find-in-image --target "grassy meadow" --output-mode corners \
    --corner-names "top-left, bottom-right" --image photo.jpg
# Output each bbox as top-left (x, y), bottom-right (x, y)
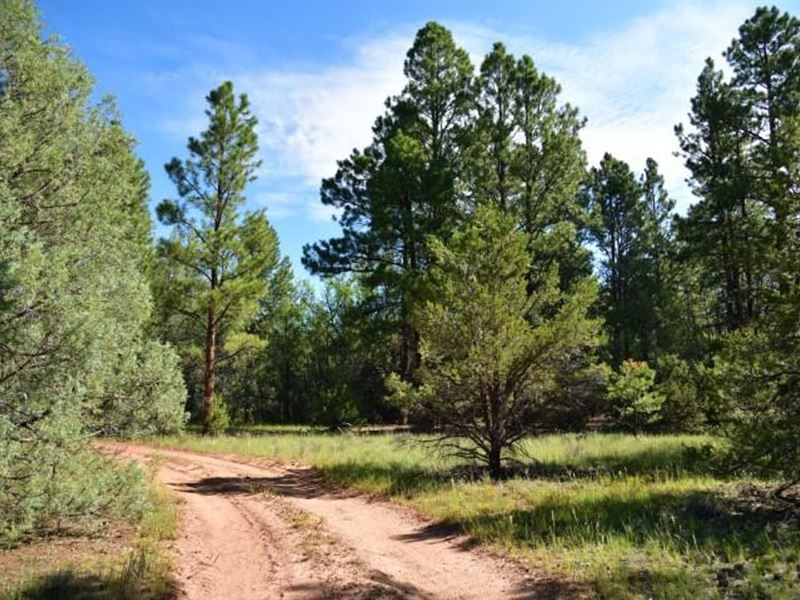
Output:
top-left (147, 432), bottom-right (800, 599)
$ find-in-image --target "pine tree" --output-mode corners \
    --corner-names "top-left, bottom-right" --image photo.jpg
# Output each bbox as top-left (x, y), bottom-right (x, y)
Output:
top-left (468, 44), bottom-right (589, 291)
top-left (390, 206), bottom-right (600, 479)
top-left (584, 154), bottom-right (647, 365)
top-left (584, 155), bottom-right (678, 365)
top-left (726, 7), bottom-right (800, 297)
top-left (303, 22), bottom-right (475, 382)
top-left (639, 159), bottom-right (677, 358)
top-left (676, 60), bottom-right (767, 333)
top-left (156, 82), bottom-right (280, 433)
top-left (1, 0), bottom-right (185, 544)
top-left (678, 7), bottom-right (800, 487)
top-left (471, 42), bottom-right (518, 210)
top-left (513, 55), bottom-right (589, 291)
top-left (718, 8), bottom-right (800, 487)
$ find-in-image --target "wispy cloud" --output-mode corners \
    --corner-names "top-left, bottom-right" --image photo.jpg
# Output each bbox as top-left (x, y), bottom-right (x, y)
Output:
top-left (239, 30), bottom-right (410, 187)
top-left (155, 2), bottom-right (759, 219)
top-left (254, 189), bottom-right (336, 222)
top-left (480, 2), bottom-right (754, 208)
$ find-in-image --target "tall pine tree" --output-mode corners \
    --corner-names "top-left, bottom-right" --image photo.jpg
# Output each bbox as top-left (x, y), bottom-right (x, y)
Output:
top-left (156, 82), bottom-right (280, 433)
top-left (584, 155), bottom-right (677, 365)
top-left (303, 22), bottom-right (474, 381)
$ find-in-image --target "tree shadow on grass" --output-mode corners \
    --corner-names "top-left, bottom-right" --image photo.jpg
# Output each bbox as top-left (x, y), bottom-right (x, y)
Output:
top-left (9, 569), bottom-right (177, 600)
top-left (318, 440), bottom-right (720, 495)
top-left (490, 443), bottom-right (720, 482)
top-left (176, 460), bottom-right (446, 499)
top-left (10, 571), bottom-right (109, 600)
top-left (433, 486), bottom-right (800, 597)
top-left (313, 444), bottom-right (716, 495)
top-left (446, 487), bottom-right (798, 549)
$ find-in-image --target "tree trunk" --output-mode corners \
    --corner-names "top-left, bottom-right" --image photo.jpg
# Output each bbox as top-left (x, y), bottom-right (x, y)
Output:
top-left (399, 320), bottom-right (420, 381)
top-left (202, 307), bottom-right (217, 433)
top-left (488, 441), bottom-right (502, 481)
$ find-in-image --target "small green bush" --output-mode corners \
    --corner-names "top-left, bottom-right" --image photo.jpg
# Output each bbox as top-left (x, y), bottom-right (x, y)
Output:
top-left (654, 355), bottom-right (705, 432)
top-left (0, 442), bottom-right (149, 548)
top-left (608, 360), bottom-right (664, 436)
top-left (205, 394), bottom-right (231, 436)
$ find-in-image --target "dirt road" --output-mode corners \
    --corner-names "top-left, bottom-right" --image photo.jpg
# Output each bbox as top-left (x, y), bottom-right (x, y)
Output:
top-left (108, 443), bottom-right (553, 599)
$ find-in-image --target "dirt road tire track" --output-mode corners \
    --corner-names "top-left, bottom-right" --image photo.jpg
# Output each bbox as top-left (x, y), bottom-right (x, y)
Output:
top-left (108, 443), bottom-right (558, 599)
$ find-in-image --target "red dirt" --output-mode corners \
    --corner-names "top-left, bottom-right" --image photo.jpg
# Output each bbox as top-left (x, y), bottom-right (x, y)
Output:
top-left (107, 443), bottom-right (562, 599)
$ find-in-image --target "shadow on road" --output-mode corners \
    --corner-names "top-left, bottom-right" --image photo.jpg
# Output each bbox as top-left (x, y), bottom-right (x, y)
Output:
top-left (391, 521), bottom-right (477, 551)
top-left (170, 462), bottom-right (576, 599)
top-left (173, 468), bottom-right (357, 500)
top-left (284, 567), bottom-right (561, 599)
top-left (286, 568), bottom-right (425, 599)
top-left (390, 525), bottom-right (575, 598)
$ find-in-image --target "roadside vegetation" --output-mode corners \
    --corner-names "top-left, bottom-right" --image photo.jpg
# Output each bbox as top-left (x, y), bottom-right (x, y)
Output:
top-left (4, 1), bottom-right (800, 598)
top-left (1, 3), bottom-right (183, 592)
top-left (149, 431), bottom-right (800, 599)
top-left (0, 0), bottom-right (185, 551)
top-left (0, 468), bottom-right (178, 600)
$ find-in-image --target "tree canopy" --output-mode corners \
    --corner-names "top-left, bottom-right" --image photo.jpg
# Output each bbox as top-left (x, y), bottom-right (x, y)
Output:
top-left (0, 0), bottom-right (185, 545)
top-left (6, 2), bottom-right (800, 544)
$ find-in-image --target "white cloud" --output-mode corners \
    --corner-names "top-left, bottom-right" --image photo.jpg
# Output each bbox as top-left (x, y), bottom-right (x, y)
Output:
top-left (160, 2), bottom-right (761, 219)
top-left (238, 30), bottom-right (411, 187)
top-left (448, 3), bottom-right (754, 210)
top-left (253, 191), bottom-right (300, 219)
top-left (254, 190), bottom-right (337, 222)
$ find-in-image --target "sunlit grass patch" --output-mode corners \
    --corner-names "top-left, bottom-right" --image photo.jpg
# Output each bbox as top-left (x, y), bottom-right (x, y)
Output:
top-left (148, 431), bottom-right (799, 598)
top-left (516, 433), bottom-right (719, 475)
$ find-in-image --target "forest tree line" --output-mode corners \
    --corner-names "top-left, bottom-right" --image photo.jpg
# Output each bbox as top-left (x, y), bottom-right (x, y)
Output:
top-left (153, 7), bottom-right (800, 480)
top-left (2, 0), bottom-right (800, 539)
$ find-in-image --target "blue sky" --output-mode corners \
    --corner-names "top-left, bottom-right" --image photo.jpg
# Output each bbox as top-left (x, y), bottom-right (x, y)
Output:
top-left (38, 0), bottom-right (799, 281)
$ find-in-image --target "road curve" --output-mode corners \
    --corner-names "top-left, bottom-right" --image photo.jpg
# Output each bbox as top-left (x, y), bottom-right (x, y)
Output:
top-left (107, 443), bottom-right (556, 600)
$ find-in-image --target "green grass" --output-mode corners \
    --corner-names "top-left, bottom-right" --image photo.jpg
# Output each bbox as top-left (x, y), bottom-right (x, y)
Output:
top-left (184, 422), bottom-right (324, 435)
top-left (184, 422), bottom-right (412, 436)
top-left (148, 431), bottom-right (800, 599)
top-left (2, 474), bottom-right (178, 600)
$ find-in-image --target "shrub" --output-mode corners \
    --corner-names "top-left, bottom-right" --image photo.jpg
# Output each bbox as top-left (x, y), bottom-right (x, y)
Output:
top-left (608, 360), bottom-right (664, 436)
top-left (404, 206), bottom-right (601, 478)
top-left (205, 394), bottom-right (231, 436)
top-left (655, 355), bottom-right (706, 432)
top-left (715, 324), bottom-right (800, 489)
